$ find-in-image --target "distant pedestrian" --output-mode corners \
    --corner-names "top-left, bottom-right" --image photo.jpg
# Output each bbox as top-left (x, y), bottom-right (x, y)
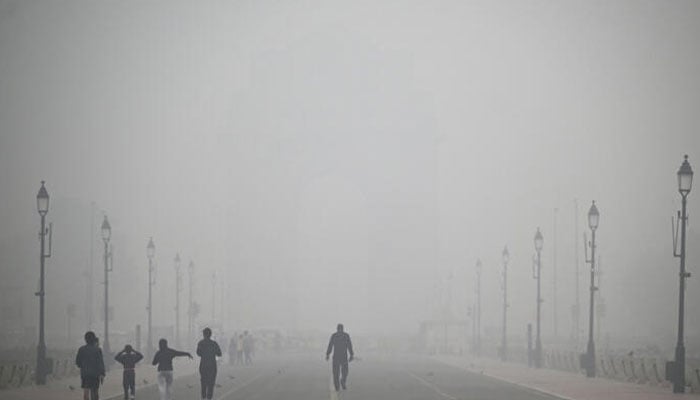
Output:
top-left (151, 338), bottom-right (192, 400)
top-left (242, 331), bottom-right (254, 365)
top-left (114, 345), bottom-right (143, 400)
top-left (75, 331), bottom-right (106, 400)
top-left (228, 335), bottom-right (238, 365)
top-left (236, 334), bottom-right (244, 364)
top-left (326, 324), bottom-right (354, 391)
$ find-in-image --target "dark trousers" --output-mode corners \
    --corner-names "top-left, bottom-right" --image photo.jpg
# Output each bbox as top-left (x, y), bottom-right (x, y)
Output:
top-left (332, 359), bottom-right (349, 391)
top-left (122, 370), bottom-right (135, 398)
top-left (200, 369), bottom-right (217, 399)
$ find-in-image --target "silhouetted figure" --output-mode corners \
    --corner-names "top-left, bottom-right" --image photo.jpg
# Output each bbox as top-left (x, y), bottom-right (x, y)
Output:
top-left (326, 323), bottom-right (354, 391)
top-left (237, 334), bottom-right (244, 364)
top-left (228, 335), bottom-right (238, 365)
top-left (75, 331), bottom-right (106, 400)
top-left (242, 331), bottom-right (254, 365)
top-left (196, 327), bottom-right (222, 400)
top-left (114, 345), bottom-right (143, 400)
top-left (151, 338), bottom-right (192, 400)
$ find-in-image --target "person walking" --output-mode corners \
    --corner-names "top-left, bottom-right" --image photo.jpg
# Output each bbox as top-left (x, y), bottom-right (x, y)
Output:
top-left (326, 323), bottom-right (354, 392)
top-left (196, 327), bottom-right (222, 400)
top-left (75, 331), bottom-right (106, 400)
top-left (242, 331), bottom-right (254, 365)
top-left (228, 335), bottom-right (238, 365)
top-left (236, 333), bottom-right (244, 364)
top-left (151, 338), bottom-right (192, 400)
top-left (114, 345), bottom-right (143, 400)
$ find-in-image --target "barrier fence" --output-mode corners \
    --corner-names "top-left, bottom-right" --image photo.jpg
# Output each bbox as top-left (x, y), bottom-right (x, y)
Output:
top-left (489, 345), bottom-right (700, 393)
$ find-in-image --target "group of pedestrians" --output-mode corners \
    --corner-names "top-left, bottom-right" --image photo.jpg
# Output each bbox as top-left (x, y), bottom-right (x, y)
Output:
top-left (75, 323), bottom-right (356, 399)
top-left (227, 330), bottom-right (254, 365)
top-left (74, 327), bottom-right (222, 400)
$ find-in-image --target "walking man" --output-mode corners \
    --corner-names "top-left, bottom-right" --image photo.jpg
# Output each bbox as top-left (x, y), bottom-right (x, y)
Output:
top-left (326, 323), bottom-right (354, 391)
top-left (114, 345), bottom-right (143, 399)
top-left (75, 331), bottom-right (106, 400)
top-left (196, 327), bottom-right (222, 400)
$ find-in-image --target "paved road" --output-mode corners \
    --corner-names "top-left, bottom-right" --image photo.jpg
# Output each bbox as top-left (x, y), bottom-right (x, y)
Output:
top-left (101, 353), bottom-right (562, 400)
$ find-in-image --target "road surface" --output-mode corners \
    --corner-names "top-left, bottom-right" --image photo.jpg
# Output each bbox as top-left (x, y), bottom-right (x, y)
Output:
top-left (103, 353), bottom-right (562, 400)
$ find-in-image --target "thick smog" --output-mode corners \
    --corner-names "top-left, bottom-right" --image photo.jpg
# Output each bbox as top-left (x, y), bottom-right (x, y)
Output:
top-left (0, 1), bottom-right (699, 400)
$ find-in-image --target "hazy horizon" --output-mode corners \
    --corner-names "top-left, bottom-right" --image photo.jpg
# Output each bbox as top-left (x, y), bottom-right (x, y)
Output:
top-left (1, 0), bottom-right (699, 354)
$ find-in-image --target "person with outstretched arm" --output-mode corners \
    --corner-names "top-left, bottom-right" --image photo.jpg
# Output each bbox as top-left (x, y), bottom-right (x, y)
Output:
top-left (151, 338), bottom-right (192, 400)
top-left (326, 323), bottom-right (354, 392)
top-left (196, 327), bottom-right (222, 400)
top-left (114, 345), bottom-right (143, 400)
top-left (76, 331), bottom-right (106, 400)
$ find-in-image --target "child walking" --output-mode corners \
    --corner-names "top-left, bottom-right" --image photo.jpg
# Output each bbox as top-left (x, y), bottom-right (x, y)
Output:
top-left (114, 345), bottom-right (143, 399)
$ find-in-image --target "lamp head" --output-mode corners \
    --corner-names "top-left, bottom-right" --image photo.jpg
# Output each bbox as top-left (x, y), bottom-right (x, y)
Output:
top-left (101, 215), bottom-right (111, 242)
top-left (36, 181), bottom-right (49, 216)
top-left (147, 237), bottom-right (155, 259)
top-left (678, 154), bottom-right (693, 195)
top-left (534, 228), bottom-right (543, 252)
top-left (588, 201), bottom-right (600, 231)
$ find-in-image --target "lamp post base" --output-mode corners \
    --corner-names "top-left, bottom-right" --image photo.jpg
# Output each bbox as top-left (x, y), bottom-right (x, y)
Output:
top-left (35, 343), bottom-right (47, 385)
top-left (585, 340), bottom-right (596, 378)
top-left (673, 344), bottom-right (685, 393)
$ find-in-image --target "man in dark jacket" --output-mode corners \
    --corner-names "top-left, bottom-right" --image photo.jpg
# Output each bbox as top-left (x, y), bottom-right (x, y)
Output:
top-left (115, 345), bottom-right (143, 399)
top-left (326, 323), bottom-right (354, 391)
top-left (76, 331), bottom-right (106, 400)
top-left (196, 327), bottom-right (222, 400)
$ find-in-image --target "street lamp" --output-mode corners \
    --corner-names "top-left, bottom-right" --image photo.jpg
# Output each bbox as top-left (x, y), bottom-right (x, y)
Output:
top-left (533, 228), bottom-right (543, 368)
top-left (474, 259), bottom-right (482, 356)
top-left (146, 237), bottom-right (155, 358)
top-left (188, 260), bottom-right (195, 346)
top-left (671, 155), bottom-right (693, 393)
top-left (174, 253), bottom-right (182, 348)
top-left (35, 181), bottom-right (52, 384)
top-left (500, 246), bottom-right (509, 361)
top-left (211, 271), bottom-right (217, 322)
top-left (582, 201), bottom-right (599, 378)
top-left (100, 216), bottom-right (113, 356)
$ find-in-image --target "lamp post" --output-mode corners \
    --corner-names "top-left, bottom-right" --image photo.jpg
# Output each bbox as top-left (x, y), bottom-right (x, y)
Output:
top-left (188, 260), bottom-right (195, 346)
top-left (35, 181), bottom-right (52, 384)
top-left (212, 271), bottom-right (217, 322)
top-left (501, 246), bottom-right (509, 361)
top-left (672, 155), bottom-right (693, 393)
top-left (475, 259), bottom-right (482, 356)
top-left (101, 216), bottom-right (112, 356)
top-left (583, 201), bottom-right (599, 378)
top-left (146, 238), bottom-right (155, 358)
top-left (533, 228), bottom-right (543, 368)
top-left (174, 253), bottom-right (182, 348)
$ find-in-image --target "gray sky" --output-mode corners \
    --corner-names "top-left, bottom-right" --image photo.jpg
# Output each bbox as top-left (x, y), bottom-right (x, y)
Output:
top-left (1, 0), bottom-right (699, 349)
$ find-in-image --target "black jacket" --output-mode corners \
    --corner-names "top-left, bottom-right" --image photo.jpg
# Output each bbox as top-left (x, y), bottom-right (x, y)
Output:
top-left (196, 338), bottom-right (222, 372)
top-left (115, 350), bottom-right (143, 369)
top-left (152, 348), bottom-right (189, 372)
top-left (326, 332), bottom-right (354, 361)
top-left (76, 344), bottom-right (106, 377)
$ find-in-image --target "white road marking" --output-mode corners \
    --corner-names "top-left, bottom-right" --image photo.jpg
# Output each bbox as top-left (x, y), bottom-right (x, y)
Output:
top-left (407, 371), bottom-right (458, 400)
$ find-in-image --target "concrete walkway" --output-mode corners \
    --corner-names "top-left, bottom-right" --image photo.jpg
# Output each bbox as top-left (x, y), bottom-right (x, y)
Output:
top-left (0, 359), bottom-right (197, 400)
top-left (435, 355), bottom-right (697, 400)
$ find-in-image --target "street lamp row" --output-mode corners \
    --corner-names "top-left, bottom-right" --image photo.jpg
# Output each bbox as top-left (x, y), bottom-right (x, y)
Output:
top-left (32, 182), bottom-right (207, 383)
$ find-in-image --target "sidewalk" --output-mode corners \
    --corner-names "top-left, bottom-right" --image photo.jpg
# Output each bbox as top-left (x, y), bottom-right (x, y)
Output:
top-left (435, 355), bottom-right (697, 400)
top-left (0, 359), bottom-right (196, 400)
